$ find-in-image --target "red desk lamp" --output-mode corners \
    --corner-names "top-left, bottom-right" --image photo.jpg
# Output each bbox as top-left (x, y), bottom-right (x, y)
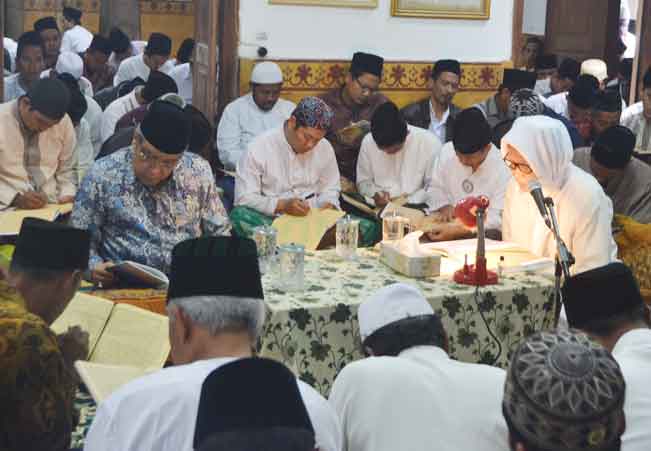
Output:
top-left (452, 196), bottom-right (498, 286)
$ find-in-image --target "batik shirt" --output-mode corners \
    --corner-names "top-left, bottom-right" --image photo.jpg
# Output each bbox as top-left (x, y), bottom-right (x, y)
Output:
top-left (0, 301), bottom-right (76, 451)
top-left (71, 148), bottom-right (231, 273)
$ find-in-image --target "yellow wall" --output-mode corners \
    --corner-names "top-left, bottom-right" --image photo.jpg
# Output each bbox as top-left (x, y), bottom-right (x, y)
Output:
top-left (24, 1), bottom-right (100, 35)
top-left (240, 59), bottom-right (514, 109)
top-left (139, 1), bottom-right (194, 57)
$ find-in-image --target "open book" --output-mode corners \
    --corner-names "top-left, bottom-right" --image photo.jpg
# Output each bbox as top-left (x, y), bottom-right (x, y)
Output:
top-left (51, 293), bottom-right (170, 401)
top-left (272, 208), bottom-right (345, 251)
top-left (108, 261), bottom-right (169, 288)
top-left (74, 361), bottom-right (158, 403)
top-left (0, 203), bottom-right (73, 236)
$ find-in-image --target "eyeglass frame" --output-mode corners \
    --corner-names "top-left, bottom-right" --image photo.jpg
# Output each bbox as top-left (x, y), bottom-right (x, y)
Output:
top-left (503, 157), bottom-right (534, 175)
top-left (133, 127), bottom-right (183, 172)
top-left (353, 77), bottom-right (380, 95)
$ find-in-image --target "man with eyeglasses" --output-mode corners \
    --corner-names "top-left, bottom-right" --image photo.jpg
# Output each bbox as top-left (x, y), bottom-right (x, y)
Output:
top-left (424, 108), bottom-right (511, 242)
top-left (71, 100), bottom-right (231, 286)
top-left (319, 52), bottom-right (388, 187)
top-left (401, 59), bottom-right (462, 144)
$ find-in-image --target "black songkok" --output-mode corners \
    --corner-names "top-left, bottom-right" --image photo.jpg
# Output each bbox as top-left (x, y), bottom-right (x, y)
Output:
top-left (34, 16), bottom-right (59, 32)
top-left (502, 69), bottom-right (536, 91)
top-left (452, 107), bottom-right (491, 154)
top-left (593, 89), bottom-right (622, 113)
top-left (194, 358), bottom-right (314, 449)
top-left (371, 101), bottom-right (407, 148)
top-left (167, 237), bottom-right (263, 300)
top-left (27, 78), bottom-right (71, 121)
top-left (89, 35), bottom-right (112, 56)
top-left (350, 52), bottom-right (384, 77)
top-left (63, 7), bottom-right (82, 23)
top-left (146, 33), bottom-right (172, 56)
top-left (13, 218), bottom-right (90, 270)
top-left (57, 73), bottom-right (87, 124)
top-left (142, 70), bottom-right (178, 103)
top-left (535, 54), bottom-right (557, 70)
top-left (139, 99), bottom-right (189, 154)
top-left (432, 59), bottom-right (461, 79)
top-left (109, 27), bottom-right (131, 54)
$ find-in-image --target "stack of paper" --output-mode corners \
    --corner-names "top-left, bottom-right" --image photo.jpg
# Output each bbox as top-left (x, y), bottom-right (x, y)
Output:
top-left (0, 203), bottom-right (73, 236)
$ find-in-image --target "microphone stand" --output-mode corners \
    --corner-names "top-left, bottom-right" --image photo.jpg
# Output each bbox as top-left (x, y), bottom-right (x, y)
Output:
top-left (543, 196), bottom-right (575, 325)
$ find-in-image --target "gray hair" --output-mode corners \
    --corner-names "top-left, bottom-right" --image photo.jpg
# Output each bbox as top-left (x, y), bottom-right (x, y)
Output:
top-left (167, 295), bottom-right (266, 341)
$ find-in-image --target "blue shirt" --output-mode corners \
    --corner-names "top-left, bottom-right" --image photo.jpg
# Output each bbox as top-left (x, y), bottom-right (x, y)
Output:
top-left (71, 148), bottom-right (231, 273)
top-left (543, 106), bottom-right (584, 149)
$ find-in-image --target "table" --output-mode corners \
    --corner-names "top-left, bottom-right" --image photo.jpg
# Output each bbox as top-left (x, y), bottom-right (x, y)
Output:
top-left (258, 248), bottom-right (556, 395)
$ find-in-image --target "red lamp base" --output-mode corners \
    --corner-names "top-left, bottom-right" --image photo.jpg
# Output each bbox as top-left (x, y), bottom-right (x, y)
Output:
top-left (453, 257), bottom-right (499, 286)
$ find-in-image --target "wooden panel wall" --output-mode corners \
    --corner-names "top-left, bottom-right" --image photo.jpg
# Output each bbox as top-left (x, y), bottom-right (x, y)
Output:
top-left (139, 1), bottom-right (194, 56)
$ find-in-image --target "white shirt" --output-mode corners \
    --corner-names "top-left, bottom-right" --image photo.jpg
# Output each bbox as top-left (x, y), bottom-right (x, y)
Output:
top-left (83, 357), bottom-right (342, 451)
top-left (74, 118), bottom-right (94, 185)
top-left (543, 92), bottom-right (570, 119)
top-left (84, 95), bottom-right (103, 158)
top-left (169, 62), bottom-right (192, 105)
top-left (40, 68), bottom-right (94, 97)
top-left (612, 329), bottom-right (651, 451)
top-left (429, 100), bottom-right (450, 143)
top-left (357, 125), bottom-right (440, 205)
top-left (60, 25), bottom-right (94, 54)
top-left (427, 142), bottom-right (511, 230)
top-left (108, 40), bottom-right (147, 72)
top-left (113, 53), bottom-right (174, 86)
top-left (329, 346), bottom-right (508, 451)
top-left (3, 37), bottom-right (17, 72)
top-left (3, 73), bottom-right (26, 102)
top-left (217, 93), bottom-right (296, 170)
top-left (100, 89), bottom-right (141, 144)
top-left (534, 78), bottom-right (552, 96)
top-left (502, 116), bottom-right (617, 275)
top-left (621, 102), bottom-right (651, 155)
top-left (235, 126), bottom-right (341, 216)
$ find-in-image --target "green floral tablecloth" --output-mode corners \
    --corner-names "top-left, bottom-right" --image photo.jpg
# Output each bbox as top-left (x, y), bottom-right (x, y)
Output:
top-left (259, 248), bottom-right (556, 396)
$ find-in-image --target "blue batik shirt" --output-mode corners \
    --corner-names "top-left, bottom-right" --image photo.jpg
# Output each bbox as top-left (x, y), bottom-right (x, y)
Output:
top-left (71, 148), bottom-right (231, 273)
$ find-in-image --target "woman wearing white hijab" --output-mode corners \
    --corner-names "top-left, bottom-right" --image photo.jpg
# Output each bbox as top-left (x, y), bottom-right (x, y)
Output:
top-left (501, 116), bottom-right (617, 275)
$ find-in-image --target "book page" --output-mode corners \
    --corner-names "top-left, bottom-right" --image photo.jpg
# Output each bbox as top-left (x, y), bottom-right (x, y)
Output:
top-left (75, 361), bottom-right (156, 403)
top-left (0, 203), bottom-right (73, 236)
top-left (51, 293), bottom-right (115, 357)
top-left (90, 303), bottom-right (170, 368)
top-left (109, 261), bottom-right (169, 288)
top-left (272, 208), bottom-right (345, 251)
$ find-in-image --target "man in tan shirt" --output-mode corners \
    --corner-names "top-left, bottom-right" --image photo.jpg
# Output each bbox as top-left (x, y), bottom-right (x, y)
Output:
top-left (0, 78), bottom-right (77, 209)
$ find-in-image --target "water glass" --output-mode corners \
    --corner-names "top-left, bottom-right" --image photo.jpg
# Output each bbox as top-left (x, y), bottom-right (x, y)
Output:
top-left (383, 214), bottom-right (409, 241)
top-left (278, 244), bottom-right (305, 292)
top-left (252, 225), bottom-right (277, 275)
top-left (336, 215), bottom-right (359, 260)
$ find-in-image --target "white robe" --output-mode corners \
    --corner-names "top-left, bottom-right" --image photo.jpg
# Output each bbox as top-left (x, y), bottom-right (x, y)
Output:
top-left (543, 92), bottom-right (570, 119)
top-left (100, 89), bottom-right (141, 144)
top-left (501, 116), bottom-right (617, 275)
top-left (73, 118), bottom-right (94, 185)
top-left (169, 62), bottom-right (192, 105)
top-left (357, 125), bottom-right (440, 206)
top-left (3, 73), bottom-right (26, 102)
top-left (83, 357), bottom-right (342, 451)
top-left (108, 40), bottom-right (147, 72)
top-left (426, 142), bottom-right (512, 231)
top-left (612, 329), bottom-right (651, 451)
top-left (83, 95), bottom-right (103, 157)
top-left (329, 346), bottom-right (508, 451)
top-left (113, 53), bottom-right (174, 86)
top-left (60, 25), bottom-right (93, 54)
top-left (3, 37), bottom-right (17, 71)
top-left (621, 102), bottom-right (651, 155)
top-left (235, 126), bottom-right (341, 216)
top-left (217, 93), bottom-right (295, 170)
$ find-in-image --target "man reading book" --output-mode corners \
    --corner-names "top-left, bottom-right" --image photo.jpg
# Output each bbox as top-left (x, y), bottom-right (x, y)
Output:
top-left (84, 236), bottom-right (341, 451)
top-left (71, 100), bottom-right (231, 286)
top-left (0, 218), bottom-right (90, 451)
top-left (232, 96), bottom-right (379, 246)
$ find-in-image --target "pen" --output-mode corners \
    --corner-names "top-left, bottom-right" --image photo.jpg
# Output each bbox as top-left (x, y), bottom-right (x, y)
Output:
top-left (303, 193), bottom-right (316, 200)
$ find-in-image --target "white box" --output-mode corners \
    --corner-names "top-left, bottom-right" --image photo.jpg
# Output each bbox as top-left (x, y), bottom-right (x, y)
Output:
top-left (379, 242), bottom-right (441, 278)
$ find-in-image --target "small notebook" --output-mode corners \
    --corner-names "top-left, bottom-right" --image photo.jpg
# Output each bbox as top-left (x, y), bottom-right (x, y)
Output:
top-left (108, 261), bottom-right (169, 288)
top-left (272, 208), bottom-right (345, 251)
top-left (0, 203), bottom-right (73, 236)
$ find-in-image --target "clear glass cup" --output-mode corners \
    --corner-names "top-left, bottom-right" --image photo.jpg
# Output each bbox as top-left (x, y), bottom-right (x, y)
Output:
top-left (252, 225), bottom-right (277, 275)
top-left (382, 214), bottom-right (409, 241)
top-left (278, 244), bottom-right (305, 292)
top-left (336, 215), bottom-right (359, 260)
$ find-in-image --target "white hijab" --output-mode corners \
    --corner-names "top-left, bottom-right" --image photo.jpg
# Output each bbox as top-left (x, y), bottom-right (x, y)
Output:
top-left (501, 115), bottom-right (573, 192)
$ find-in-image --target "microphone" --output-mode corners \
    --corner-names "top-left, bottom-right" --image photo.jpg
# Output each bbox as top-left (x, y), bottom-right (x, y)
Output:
top-left (527, 180), bottom-right (551, 228)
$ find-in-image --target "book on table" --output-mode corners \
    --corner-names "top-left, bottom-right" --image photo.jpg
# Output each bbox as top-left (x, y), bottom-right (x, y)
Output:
top-left (0, 203), bottom-right (73, 236)
top-left (107, 261), bottom-right (169, 289)
top-left (51, 293), bottom-right (170, 402)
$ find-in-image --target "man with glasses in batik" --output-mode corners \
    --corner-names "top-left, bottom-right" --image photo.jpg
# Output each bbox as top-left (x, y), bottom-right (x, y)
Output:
top-left (71, 100), bottom-right (231, 287)
top-left (401, 59), bottom-right (462, 145)
top-left (319, 52), bottom-right (388, 188)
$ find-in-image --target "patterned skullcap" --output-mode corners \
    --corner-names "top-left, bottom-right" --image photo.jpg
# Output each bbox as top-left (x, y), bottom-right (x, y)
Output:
top-left (292, 96), bottom-right (333, 130)
top-left (509, 88), bottom-right (545, 118)
top-left (503, 330), bottom-right (626, 451)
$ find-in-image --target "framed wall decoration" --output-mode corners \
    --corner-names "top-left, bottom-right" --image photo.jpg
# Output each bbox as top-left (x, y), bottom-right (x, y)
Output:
top-left (269, 0), bottom-right (377, 8)
top-left (391, 0), bottom-right (491, 19)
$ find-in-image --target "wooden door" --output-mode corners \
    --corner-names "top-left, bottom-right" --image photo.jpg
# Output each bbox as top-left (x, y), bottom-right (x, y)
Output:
top-left (545, 0), bottom-right (620, 74)
top-left (192, 0), bottom-right (220, 127)
top-left (1, 0), bottom-right (4, 102)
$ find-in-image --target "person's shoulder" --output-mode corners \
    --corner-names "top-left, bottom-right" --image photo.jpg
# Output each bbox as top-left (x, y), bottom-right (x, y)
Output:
top-left (0, 99), bottom-right (15, 116)
top-left (180, 152), bottom-right (213, 176)
top-left (169, 62), bottom-right (189, 77)
top-left (621, 101), bottom-right (644, 123)
top-left (275, 97), bottom-right (296, 109)
top-left (0, 303), bottom-right (58, 358)
top-left (401, 97), bottom-right (429, 113)
top-left (409, 125), bottom-right (439, 144)
top-left (565, 165), bottom-right (609, 206)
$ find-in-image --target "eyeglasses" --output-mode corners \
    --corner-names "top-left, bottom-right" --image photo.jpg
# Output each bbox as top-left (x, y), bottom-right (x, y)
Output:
top-left (503, 157), bottom-right (533, 174)
top-left (354, 77), bottom-right (379, 95)
top-left (135, 147), bottom-right (180, 171)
